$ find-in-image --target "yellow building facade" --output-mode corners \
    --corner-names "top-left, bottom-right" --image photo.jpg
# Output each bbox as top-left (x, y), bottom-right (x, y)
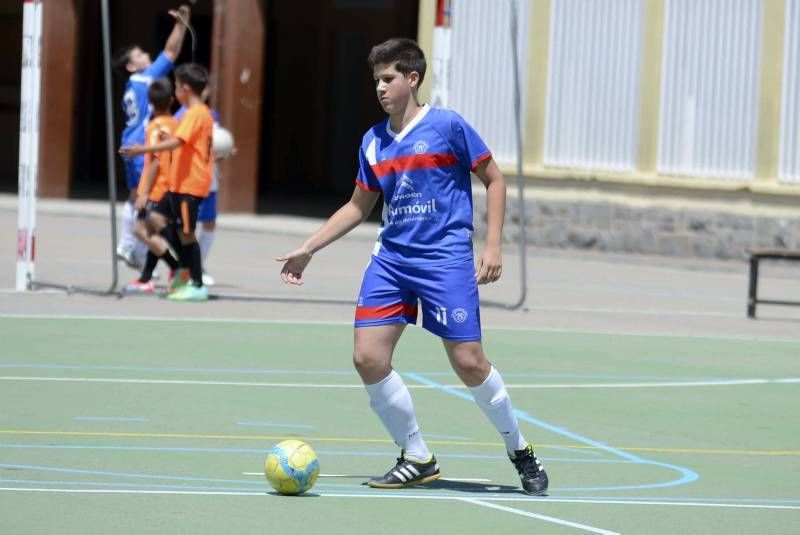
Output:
top-left (417, 0), bottom-right (799, 258)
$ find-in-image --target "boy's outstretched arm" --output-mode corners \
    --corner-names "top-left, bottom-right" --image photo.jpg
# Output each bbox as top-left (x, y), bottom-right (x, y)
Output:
top-left (164, 5), bottom-right (191, 62)
top-left (119, 136), bottom-right (182, 157)
top-left (473, 157), bottom-right (506, 284)
top-left (276, 186), bottom-right (380, 285)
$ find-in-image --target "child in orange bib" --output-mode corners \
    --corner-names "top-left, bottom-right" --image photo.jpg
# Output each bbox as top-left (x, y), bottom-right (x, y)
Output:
top-left (120, 63), bottom-right (214, 301)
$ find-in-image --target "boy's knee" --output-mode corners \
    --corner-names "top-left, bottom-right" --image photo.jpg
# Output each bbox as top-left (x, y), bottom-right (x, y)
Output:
top-left (353, 348), bottom-right (391, 380)
top-left (451, 348), bottom-right (491, 385)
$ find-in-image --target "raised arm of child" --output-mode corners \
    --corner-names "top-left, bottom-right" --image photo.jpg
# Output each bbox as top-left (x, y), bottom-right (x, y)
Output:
top-left (276, 186), bottom-right (380, 285)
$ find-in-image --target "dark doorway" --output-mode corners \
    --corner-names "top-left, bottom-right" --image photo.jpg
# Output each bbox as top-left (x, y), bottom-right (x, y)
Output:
top-left (260, 0), bottom-right (419, 217)
top-left (0, 3), bottom-right (23, 193)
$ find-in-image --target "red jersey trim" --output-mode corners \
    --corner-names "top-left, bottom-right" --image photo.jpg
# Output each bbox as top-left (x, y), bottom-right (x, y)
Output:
top-left (471, 152), bottom-right (492, 171)
top-left (370, 152), bottom-right (458, 179)
top-left (355, 178), bottom-right (381, 192)
top-left (355, 303), bottom-right (418, 321)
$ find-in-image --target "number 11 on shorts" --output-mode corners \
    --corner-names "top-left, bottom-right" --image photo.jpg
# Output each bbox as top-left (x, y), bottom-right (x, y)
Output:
top-left (434, 306), bottom-right (448, 325)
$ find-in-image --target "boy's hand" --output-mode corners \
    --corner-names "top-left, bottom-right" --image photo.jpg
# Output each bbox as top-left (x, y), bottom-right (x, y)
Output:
top-left (134, 194), bottom-right (148, 211)
top-left (168, 4), bottom-right (191, 24)
top-left (476, 244), bottom-right (502, 284)
top-left (276, 247), bottom-right (313, 285)
top-left (119, 145), bottom-right (145, 157)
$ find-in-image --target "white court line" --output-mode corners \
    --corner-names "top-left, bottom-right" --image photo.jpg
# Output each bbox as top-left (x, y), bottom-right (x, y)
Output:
top-left (461, 497), bottom-right (619, 535)
top-left (244, 473), bottom-right (494, 483)
top-left (3, 313), bottom-right (800, 343)
top-left (0, 376), bottom-right (797, 390)
top-left (1, 487), bottom-right (798, 511)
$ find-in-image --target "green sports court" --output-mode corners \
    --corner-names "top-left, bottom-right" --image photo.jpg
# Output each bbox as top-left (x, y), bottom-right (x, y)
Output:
top-left (4, 1), bottom-right (800, 531)
top-left (2, 194), bottom-right (800, 534)
top-left (0, 315), bottom-right (798, 534)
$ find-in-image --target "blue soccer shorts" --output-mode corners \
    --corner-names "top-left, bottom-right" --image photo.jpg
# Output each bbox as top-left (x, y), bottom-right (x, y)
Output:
top-left (354, 255), bottom-right (482, 341)
top-left (198, 191), bottom-right (217, 222)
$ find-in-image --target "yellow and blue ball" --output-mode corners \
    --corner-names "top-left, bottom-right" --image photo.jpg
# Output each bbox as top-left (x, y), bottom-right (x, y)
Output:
top-left (264, 439), bottom-right (320, 495)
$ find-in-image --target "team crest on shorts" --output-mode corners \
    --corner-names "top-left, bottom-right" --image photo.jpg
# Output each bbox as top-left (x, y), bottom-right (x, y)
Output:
top-left (413, 140), bottom-right (428, 154)
top-left (451, 308), bottom-right (468, 323)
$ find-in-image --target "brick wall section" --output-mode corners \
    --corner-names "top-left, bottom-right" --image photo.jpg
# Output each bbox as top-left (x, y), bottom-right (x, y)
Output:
top-left (472, 191), bottom-right (800, 260)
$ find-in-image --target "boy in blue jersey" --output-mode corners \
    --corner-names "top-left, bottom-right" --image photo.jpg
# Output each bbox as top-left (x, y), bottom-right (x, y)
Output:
top-left (115, 4), bottom-right (191, 271)
top-left (277, 38), bottom-right (548, 495)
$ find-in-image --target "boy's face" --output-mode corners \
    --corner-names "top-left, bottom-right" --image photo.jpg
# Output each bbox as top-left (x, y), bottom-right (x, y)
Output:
top-left (174, 82), bottom-right (190, 105)
top-left (126, 47), bottom-right (152, 73)
top-left (373, 62), bottom-right (418, 114)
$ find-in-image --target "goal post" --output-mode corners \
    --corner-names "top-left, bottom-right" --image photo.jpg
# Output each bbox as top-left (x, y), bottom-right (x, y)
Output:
top-left (16, 0), bottom-right (43, 291)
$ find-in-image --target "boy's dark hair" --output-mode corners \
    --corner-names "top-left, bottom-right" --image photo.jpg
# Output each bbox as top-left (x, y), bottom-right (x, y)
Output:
top-left (174, 63), bottom-right (209, 95)
top-left (368, 38), bottom-right (427, 85)
top-left (148, 78), bottom-right (173, 110)
top-left (112, 44), bottom-right (142, 73)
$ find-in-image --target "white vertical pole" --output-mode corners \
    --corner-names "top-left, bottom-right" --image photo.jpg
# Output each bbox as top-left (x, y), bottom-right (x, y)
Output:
top-left (430, 0), bottom-right (452, 109)
top-left (16, 0), bottom-right (42, 291)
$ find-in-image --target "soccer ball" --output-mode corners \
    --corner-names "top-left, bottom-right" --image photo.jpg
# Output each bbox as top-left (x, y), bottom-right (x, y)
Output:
top-left (264, 439), bottom-right (320, 495)
top-left (212, 124), bottom-right (235, 159)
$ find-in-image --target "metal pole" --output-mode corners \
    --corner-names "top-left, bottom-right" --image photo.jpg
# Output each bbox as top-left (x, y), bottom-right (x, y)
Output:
top-left (482, 0), bottom-right (527, 310)
top-left (101, 0), bottom-right (119, 293)
top-left (508, 0), bottom-right (528, 309)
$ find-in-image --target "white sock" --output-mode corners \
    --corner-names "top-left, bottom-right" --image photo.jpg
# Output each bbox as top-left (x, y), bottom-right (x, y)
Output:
top-left (134, 239), bottom-right (149, 268)
top-left (470, 366), bottom-right (527, 454)
top-left (199, 229), bottom-right (215, 265)
top-left (364, 370), bottom-right (431, 461)
top-left (118, 201), bottom-right (136, 250)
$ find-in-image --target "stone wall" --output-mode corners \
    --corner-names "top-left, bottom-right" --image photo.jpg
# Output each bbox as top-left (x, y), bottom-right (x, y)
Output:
top-left (472, 186), bottom-right (800, 259)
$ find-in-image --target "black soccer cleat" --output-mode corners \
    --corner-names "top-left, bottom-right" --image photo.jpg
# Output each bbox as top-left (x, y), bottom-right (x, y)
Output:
top-left (510, 444), bottom-right (549, 495)
top-left (367, 451), bottom-right (441, 489)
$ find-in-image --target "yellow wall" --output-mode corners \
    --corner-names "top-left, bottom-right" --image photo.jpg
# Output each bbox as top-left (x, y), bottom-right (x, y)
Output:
top-left (417, 0), bottom-right (800, 198)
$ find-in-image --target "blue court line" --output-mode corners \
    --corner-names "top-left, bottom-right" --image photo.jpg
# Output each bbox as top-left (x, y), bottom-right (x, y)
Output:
top-left (236, 422), bottom-right (314, 429)
top-left (74, 417), bottom-right (149, 422)
top-left (0, 363), bottom-right (747, 383)
top-left (0, 444), bottom-right (620, 464)
top-left (404, 372), bottom-right (699, 492)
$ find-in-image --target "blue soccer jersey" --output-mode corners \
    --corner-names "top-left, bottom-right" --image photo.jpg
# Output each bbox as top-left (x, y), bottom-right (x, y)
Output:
top-left (356, 105), bottom-right (492, 266)
top-left (120, 52), bottom-right (175, 146)
top-left (119, 52), bottom-right (174, 189)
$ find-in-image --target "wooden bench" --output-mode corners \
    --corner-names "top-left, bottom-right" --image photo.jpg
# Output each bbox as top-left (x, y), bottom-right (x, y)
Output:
top-left (747, 249), bottom-right (800, 318)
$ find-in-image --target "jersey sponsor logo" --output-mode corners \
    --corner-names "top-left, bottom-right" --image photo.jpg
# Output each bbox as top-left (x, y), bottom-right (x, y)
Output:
top-left (413, 140), bottom-right (429, 154)
top-left (451, 308), bottom-right (468, 323)
top-left (391, 174), bottom-right (423, 202)
top-left (388, 199), bottom-right (437, 218)
top-left (397, 174), bottom-right (415, 191)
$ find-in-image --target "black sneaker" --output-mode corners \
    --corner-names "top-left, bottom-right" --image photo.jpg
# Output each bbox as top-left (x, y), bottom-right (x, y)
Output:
top-left (367, 451), bottom-right (440, 489)
top-left (510, 444), bottom-right (548, 495)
